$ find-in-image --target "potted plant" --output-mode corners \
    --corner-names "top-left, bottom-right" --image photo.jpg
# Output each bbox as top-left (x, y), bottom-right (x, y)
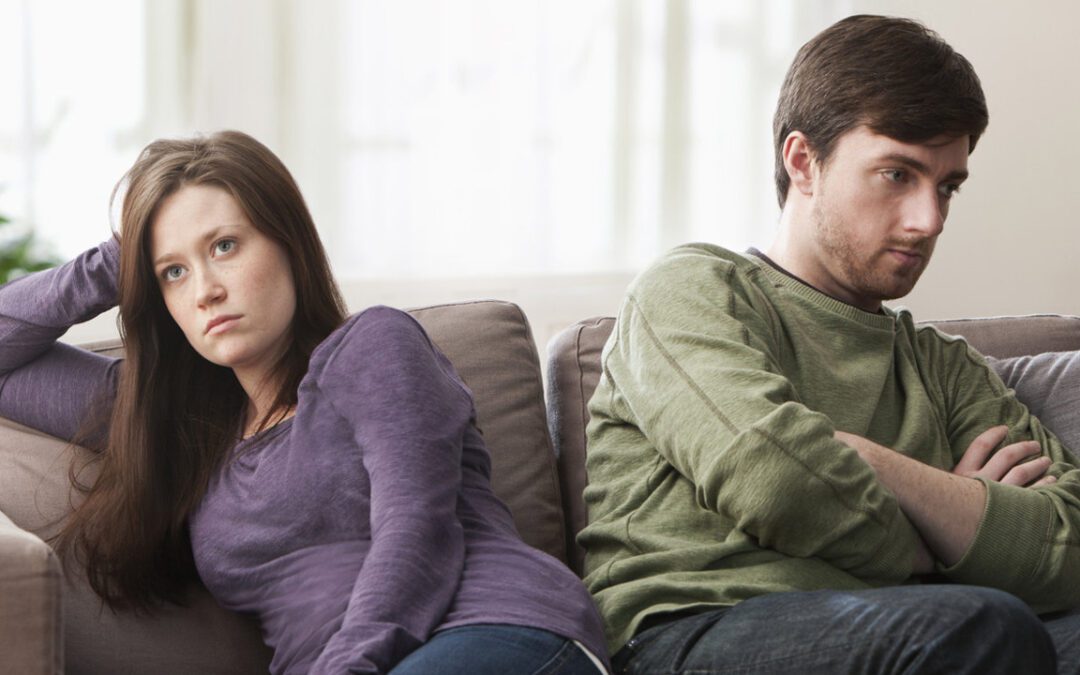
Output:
top-left (0, 211), bottom-right (60, 283)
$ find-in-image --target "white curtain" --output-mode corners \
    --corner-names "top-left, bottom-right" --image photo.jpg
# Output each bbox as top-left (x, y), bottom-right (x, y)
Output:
top-left (1, 0), bottom-right (848, 279)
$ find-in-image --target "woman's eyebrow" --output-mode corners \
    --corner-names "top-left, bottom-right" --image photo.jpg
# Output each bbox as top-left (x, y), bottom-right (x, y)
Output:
top-left (152, 224), bottom-right (243, 266)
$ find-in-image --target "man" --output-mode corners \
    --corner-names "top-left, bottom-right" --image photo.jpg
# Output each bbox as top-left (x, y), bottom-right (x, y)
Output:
top-left (580, 14), bottom-right (1080, 674)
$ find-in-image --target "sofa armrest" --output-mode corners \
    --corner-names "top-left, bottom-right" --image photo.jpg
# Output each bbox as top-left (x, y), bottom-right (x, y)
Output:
top-left (0, 509), bottom-right (62, 674)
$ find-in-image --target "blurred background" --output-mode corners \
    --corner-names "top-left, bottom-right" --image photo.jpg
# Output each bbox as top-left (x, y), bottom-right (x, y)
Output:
top-left (1, 0), bottom-right (1076, 359)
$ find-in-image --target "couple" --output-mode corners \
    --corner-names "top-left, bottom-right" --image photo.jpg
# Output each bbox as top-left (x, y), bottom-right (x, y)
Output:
top-left (4, 13), bottom-right (1080, 675)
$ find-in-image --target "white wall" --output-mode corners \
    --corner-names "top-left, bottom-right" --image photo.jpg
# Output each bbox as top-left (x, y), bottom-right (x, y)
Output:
top-left (846, 1), bottom-right (1080, 320)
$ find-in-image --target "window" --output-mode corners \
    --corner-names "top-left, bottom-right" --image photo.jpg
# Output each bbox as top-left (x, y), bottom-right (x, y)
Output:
top-left (335, 0), bottom-right (829, 278)
top-left (0, 0), bottom-right (145, 256)
top-left (3, 0), bottom-right (844, 279)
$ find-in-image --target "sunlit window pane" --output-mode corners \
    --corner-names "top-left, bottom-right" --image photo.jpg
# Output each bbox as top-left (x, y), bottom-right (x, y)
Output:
top-left (3, 0), bottom-right (144, 255)
top-left (337, 0), bottom-right (807, 279)
top-left (341, 0), bottom-right (619, 278)
top-left (3, 0), bottom-right (824, 282)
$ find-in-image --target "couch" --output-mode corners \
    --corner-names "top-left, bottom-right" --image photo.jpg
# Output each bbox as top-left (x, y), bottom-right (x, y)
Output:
top-left (3, 301), bottom-right (1080, 674)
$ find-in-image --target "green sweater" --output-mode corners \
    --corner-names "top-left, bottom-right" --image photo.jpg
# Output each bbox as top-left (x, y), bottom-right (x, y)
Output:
top-left (581, 243), bottom-right (1080, 652)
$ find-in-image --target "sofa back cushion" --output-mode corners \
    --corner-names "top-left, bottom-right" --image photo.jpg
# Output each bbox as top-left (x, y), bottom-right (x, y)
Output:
top-left (410, 300), bottom-right (567, 559)
top-left (545, 317), bottom-right (615, 575)
top-left (0, 299), bottom-right (564, 674)
top-left (928, 314), bottom-right (1080, 358)
top-left (546, 313), bottom-right (1080, 574)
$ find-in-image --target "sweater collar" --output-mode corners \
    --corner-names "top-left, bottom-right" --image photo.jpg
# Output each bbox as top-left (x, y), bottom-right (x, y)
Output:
top-left (745, 247), bottom-right (896, 327)
top-left (746, 247), bottom-right (892, 315)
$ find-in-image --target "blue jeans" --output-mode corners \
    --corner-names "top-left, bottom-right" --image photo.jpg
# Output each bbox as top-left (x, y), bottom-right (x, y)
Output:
top-left (612, 585), bottom-right (1080, 674)
top-left (390, 625), bottom-right (600, 675)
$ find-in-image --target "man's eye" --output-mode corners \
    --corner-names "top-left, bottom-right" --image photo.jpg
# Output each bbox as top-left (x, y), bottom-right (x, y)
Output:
top-left (939, 183), bottom-right (962, 198)
top-left (883, 169), bottom-right (906, 183)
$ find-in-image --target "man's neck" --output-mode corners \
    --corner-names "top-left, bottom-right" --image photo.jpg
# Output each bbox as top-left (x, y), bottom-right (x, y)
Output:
top-left (765, 206), bottom-right (884, 313)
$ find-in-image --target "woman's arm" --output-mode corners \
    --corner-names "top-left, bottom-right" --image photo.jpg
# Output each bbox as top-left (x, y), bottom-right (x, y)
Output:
top-left (0, 237), bottom-right (122, 444)
top-left (308, 307), bottom-right (469, 675)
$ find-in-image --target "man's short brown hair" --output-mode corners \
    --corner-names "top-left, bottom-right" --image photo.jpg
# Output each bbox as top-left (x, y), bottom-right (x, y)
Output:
top-left (773, 15), bottom-right (988, 208)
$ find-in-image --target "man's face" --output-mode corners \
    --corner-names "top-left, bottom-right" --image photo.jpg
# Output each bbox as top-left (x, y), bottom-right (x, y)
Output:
top-left (802, 126), bottom-right (970, 312)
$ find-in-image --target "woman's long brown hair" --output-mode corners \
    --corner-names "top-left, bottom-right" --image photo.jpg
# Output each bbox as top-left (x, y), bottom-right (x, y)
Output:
top-left (55, 131), bottom-right (347, 611)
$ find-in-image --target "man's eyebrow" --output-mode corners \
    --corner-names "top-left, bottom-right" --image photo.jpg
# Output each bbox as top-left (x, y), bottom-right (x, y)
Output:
top-left (879, 153), bottom-right (969, 183)
top-left (152, 225), bottom-right (241, 266)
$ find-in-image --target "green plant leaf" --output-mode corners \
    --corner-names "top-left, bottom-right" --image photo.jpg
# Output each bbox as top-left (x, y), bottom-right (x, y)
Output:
top-left (0, 214), bottom-right (61, 284)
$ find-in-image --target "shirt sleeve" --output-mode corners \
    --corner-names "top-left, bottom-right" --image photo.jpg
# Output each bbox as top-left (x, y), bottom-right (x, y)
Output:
top-left (0, 237), bottom-right (121, 445)
top-left (600, 251), bottom-right (920, 584)
top-left (928, 331), bottom-right (1080, 611)
top-left (308, 307), bottom-right (469, 675)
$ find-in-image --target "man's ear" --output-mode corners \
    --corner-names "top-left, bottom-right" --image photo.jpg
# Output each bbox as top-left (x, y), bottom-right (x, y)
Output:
top-left (783, 131), bottom-right (817, 196)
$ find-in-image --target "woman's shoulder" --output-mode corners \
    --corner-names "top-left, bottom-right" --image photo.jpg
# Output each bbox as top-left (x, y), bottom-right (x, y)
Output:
top-left (306, 305), bottom-right (443, 381)
top-left (317, 305), bottom-right (431, 353)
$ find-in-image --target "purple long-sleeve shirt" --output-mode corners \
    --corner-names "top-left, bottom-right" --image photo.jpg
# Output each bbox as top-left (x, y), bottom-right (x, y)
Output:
top-left (0, 239), bottom-right (609, 674)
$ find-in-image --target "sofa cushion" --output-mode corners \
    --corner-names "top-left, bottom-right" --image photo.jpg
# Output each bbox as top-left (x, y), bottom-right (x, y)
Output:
top-left (545, 317), bottom-right (614, 575)
top-left (0, 509), bottom-right (62, 675)
top-left (929, 314), bottom-right (1080, 358)
top-left (988, 351), bottom-right (1080, 456)
top-left (410, 300), bottom-right (567, 562)
top-left (546, 317), bottom-right (615, 574)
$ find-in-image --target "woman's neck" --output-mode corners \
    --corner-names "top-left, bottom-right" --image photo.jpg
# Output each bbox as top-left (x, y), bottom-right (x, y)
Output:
top-left (242, 402), bottom-right (296, 439)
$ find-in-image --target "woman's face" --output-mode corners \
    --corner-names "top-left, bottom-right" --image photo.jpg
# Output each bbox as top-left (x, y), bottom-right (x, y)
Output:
top-left (149, 183), bottom-right (297, 396)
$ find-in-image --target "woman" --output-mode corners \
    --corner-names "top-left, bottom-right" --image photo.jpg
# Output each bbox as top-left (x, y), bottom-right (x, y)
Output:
top-left (0, 131), bottom-right (608, 674)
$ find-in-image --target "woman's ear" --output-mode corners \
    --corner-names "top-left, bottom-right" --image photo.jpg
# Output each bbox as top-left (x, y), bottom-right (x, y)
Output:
top-left (782, 131), bottom-right (818, 197)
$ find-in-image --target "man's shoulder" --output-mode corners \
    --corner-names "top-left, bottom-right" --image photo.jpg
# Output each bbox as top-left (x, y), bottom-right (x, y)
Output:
top-left (630, 243), bottom-right (761, 299)
top-left (887, 308), bottom-right (990, 377)
top-left (653, 242), bottom-right (757, 272)
top-left (890, 308), bottom-right (975, 351)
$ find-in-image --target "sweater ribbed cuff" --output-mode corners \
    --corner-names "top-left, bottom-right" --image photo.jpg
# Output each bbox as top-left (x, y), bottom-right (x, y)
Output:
top-left (938, 478), bottom-right (1052, 590)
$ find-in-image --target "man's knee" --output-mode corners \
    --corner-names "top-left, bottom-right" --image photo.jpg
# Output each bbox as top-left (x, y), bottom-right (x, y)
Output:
top-left (938, 586), bottom-right (1042, 633)
top-left (907, 586), bottom-right (1054, 673)
top-left (615, 588), bottom-right (1056, 674)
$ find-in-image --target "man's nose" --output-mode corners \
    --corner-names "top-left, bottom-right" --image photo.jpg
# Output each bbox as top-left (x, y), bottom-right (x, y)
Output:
top-left (904, 187), bottom-right (946, 238)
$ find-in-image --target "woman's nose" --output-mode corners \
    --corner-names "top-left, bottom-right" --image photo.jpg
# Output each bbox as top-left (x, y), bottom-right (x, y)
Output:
top-left (196, 271), bottom-right (226, 307)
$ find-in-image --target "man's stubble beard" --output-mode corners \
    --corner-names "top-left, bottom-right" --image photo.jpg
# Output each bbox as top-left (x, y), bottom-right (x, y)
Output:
top-left (811, 197), bottom-right (932, 304)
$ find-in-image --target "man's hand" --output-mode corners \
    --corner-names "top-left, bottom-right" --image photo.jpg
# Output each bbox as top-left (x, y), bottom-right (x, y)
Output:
top-left (953, 425), bottom-right (1056, 487)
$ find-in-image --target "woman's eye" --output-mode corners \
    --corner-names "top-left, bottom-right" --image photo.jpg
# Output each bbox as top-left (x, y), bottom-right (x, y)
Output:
top-left (162, 265), bottom-right (184, 282)
top-left (215, 239), bottom-right (236, 254)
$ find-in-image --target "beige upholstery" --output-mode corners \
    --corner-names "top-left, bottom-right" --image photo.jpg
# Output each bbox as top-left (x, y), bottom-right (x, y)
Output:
top-left (545, 317), bottom-right (615, 575)
top-left (0, 508), bottom-right (62, 675)
top-left (0, 300), bottom-right (564, 674)
top-left (929, 314), bottom-right (1080, 358)
top-left (544, 314), bottom-right (1080, 574)
top-left (411, 301), bottom-right (567, 562)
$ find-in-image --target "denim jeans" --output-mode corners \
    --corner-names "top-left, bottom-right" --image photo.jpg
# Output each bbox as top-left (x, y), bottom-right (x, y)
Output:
top-left (612, 585), bottom-right (1080, 674)
top-left (390, 624), bottom-right (601, 675)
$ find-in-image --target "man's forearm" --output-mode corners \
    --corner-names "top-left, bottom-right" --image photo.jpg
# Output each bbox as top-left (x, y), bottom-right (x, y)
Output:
top-left (835, 432), bottom-right (986, 567)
